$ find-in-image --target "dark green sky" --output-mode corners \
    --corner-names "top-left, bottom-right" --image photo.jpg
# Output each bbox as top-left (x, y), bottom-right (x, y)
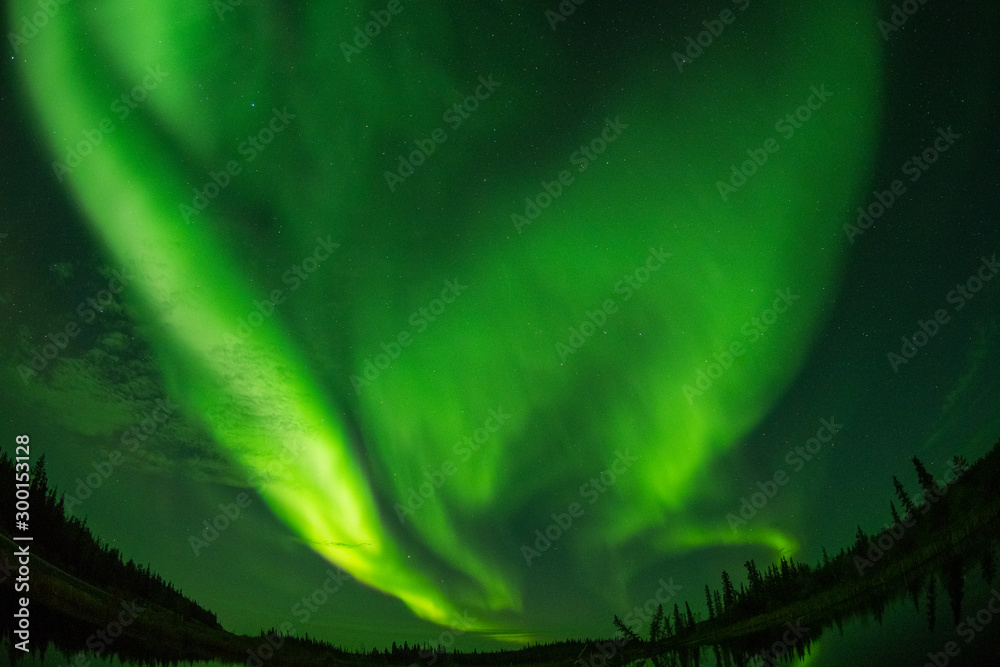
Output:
top-left (1, 0), bottom-right (998, 655)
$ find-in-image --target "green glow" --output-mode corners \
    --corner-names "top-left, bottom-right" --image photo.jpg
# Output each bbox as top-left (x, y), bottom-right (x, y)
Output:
top-left (662, 525), bottom-right (800, 558)
top-left (12, 0), bottom-right (880, 639)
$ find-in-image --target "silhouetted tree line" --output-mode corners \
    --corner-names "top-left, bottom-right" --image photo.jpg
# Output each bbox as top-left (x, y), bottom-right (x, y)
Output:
top-left (3, 436), bottom-right (996, 666)
top-left (0, 451), bottom-right (219, 628)
top-left (615, 436), bottom-right (1000, 648)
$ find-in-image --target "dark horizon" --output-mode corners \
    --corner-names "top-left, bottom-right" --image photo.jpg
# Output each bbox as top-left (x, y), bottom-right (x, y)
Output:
top-left (4, 418), bottom-right (1000, 666)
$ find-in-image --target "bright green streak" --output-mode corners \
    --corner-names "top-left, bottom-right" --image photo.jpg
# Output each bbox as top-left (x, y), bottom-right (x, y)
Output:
top-left (13, 0), bottom-right (880, 639)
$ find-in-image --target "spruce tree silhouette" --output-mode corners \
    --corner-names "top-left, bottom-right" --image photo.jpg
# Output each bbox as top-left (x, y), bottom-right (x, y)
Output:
top-left (890, 500), bottom-right (902, 526)
top-left (649, 603), bottom-right (664, 641)
top-left (912, 456), bottom-right (939, 498)
top-left (894, 475), bottom-right (918, 518)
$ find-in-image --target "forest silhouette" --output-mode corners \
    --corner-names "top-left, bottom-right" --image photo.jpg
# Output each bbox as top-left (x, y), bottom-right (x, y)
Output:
top-left (602, 440), bottom-right (1000, 666)
top-left (2, 436), bottom-right (999, 666)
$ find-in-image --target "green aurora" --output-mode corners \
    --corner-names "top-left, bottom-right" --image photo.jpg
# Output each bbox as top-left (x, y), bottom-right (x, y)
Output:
top-left (10, 0), bottom-right (882, 643)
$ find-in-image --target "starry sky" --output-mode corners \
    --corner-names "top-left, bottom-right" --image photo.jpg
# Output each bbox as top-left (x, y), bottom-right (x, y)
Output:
top-left (1, 0), bottom-right (999, 654)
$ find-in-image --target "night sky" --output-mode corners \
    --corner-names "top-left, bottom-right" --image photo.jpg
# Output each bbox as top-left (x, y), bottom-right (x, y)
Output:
top-left (2, 0), bottom-right (999, 656)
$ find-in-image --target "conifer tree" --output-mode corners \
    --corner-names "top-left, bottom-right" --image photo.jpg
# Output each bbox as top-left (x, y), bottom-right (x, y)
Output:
top-left (893, 475), bottom-right (917, 517)
top-left (912, 456), bottom-right (938, 498)
top-left (853, 525), bottom-right (867, 554)
top-left (720, 571), bottom-right (736, 612)
top-left (949, 455), bottom-right (969, 476)
top-left (649, 603), bottom-right (664, 641)
top-left (613, 615), bottom-right (640, 643)
top-left (744, 559), bottom-right (763, 592)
